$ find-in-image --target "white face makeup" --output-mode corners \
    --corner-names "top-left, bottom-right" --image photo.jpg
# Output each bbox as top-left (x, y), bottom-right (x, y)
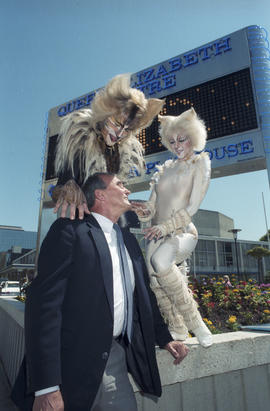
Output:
top-left (102, 116), bottom-right (130, 146)
top-left (169, 134), bottom-right (193, 160)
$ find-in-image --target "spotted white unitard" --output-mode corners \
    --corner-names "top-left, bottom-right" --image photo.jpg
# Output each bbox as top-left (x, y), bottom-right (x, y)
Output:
top-left (135, 108), bottom-right (213, 347)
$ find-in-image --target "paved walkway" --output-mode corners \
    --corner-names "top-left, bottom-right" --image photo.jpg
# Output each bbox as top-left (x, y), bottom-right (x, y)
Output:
top-left (0, 360), bottom-right (18, 411)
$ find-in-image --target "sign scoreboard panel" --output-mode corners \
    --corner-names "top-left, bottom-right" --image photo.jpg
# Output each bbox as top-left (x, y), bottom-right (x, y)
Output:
top-left (44, 66), bottom-right (259, 181)
top-left (139, 68), bottom-right (258, 156)
top-left (35, 25), bottom-right (270, 253)
top-left (43, 25), bottom-right (270, 195)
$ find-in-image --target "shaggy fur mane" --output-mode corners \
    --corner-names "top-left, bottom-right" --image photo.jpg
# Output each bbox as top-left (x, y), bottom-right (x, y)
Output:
top-left (55, 73), bottom-right (164, 181)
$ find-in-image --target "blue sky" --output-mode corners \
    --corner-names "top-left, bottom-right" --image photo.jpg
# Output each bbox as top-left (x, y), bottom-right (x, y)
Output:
top-left (1, 0), bottom-right (269, 241)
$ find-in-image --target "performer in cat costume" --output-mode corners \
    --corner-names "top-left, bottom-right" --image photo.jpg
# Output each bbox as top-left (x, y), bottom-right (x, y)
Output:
top-left (132, 108), bottom-right (213, 347)
top-left (53, 73), bottom-right (164, 218)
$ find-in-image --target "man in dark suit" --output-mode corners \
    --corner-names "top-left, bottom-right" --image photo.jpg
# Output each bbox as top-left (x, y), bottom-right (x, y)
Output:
top-left (12, 172), bottom-right (188, 411)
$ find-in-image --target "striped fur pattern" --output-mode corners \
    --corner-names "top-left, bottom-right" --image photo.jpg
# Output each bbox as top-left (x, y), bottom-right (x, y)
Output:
top-left (55, 74), bottom-right (164, 182)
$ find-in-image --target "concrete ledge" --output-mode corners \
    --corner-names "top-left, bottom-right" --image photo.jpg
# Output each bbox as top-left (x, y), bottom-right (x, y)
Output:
top-left (131, 331), bottom-right (270, 391)
top-left (1, 297), bottom-right (270, 411)
top-left (0, 298), bottom-right (24, 328)
top-left (0, 298), bottom-right (25, 385)
top-left (1, 298), bottom-right (270, 386)
top-left (133, 332), bottom-right (270, 410)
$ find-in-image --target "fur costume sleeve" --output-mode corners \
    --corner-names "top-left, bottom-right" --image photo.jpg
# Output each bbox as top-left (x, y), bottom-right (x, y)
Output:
top-left (118, 136), bottom-right (145, 181)
top-left (54, 109), bottom-right (108, 187)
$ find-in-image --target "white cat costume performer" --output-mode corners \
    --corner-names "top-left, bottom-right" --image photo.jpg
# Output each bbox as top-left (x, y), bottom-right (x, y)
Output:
top-left (134, 108), bottom-right (213, 347)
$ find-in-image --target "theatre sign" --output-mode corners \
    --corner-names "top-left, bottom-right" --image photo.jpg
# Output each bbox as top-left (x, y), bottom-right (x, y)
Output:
top-left (42, 25), bottom-right (270, 196)
top-left (35, 25), bottom-right (270, 251)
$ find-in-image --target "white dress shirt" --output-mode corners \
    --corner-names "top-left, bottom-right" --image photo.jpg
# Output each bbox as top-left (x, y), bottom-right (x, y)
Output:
top-left (35, 213), bottom-right (135, 397)
top-left (92, 212), bottom-right (135, 337)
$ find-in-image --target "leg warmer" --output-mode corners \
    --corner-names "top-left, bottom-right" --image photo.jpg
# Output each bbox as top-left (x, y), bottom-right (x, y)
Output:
top-left (150, 276), bottom-right (189, 340)
top-left (155, 264), bottom-right (204, 332)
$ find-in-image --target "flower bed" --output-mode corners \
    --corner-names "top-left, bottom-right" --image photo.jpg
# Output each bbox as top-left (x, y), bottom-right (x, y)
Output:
top-left (15, 275), bottom-right (270, 334)
top-left (189, 275), bottom-right (270, 333)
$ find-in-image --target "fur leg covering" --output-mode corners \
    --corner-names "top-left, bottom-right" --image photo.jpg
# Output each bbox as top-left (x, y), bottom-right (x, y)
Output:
top-left (150, 276), bottom-right (188, 341)
top-left (155, 264), bottom-right (213, 347)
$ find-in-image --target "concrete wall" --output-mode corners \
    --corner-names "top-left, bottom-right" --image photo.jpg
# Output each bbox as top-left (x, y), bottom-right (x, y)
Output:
top-left (192, 210), bottom-right (234, 239)
top-left (1, 298), bottom-right (270, 410)
top-left (133, 332), bottom-right (270, 410)
top-left (0, 299), bottom-right (24, 386)
top-left (135, 364), bottom-right (270, 411)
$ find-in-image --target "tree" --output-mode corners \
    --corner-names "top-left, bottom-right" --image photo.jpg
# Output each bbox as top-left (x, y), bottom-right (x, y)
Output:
top-left (0, 252), bottom-right (7, 269)
top-left (247, 246), bottom-right (270, 284)
top-left (260, 229), bottom-right (270, 242)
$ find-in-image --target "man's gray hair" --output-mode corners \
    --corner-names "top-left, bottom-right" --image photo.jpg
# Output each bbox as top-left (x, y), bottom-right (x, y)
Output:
top-left (82, 172), bottom-right (114, 209)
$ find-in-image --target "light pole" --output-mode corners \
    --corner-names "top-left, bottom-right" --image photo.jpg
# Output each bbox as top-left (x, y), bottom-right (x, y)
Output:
top-left (228, 229), bottom-right (242, 278)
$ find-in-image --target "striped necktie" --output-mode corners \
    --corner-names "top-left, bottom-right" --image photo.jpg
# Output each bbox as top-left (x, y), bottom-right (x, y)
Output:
top-left (113, 223), bottom-right (133, 342)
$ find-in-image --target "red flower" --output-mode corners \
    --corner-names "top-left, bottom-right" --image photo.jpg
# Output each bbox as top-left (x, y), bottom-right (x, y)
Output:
top-left (207, 302), bottom-right (215, 308)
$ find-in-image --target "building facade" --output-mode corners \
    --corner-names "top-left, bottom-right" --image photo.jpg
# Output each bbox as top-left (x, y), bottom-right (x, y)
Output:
top-left (190, 236), bottom-right (270, 279)
top-left (0, 249), bottom-right (36, 282)
top-left (130, 209), bottom-right (270, 280)
top-left (0, 226), bottom-right (37, 253)
top-left (0, 226), bottom-right (37, 282)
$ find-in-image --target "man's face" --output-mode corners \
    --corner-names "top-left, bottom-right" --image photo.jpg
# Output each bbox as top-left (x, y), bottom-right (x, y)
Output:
top-left (102, 175), bottom-right (131, 213)
top-left (101, 115), bottom-right (130, 146)
top-left (169, 134), bottom-right (193, 160)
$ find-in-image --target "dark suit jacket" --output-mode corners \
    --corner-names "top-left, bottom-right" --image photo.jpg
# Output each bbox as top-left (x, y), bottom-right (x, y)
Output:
top-left (11, 215), bottom-right (172, 411)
